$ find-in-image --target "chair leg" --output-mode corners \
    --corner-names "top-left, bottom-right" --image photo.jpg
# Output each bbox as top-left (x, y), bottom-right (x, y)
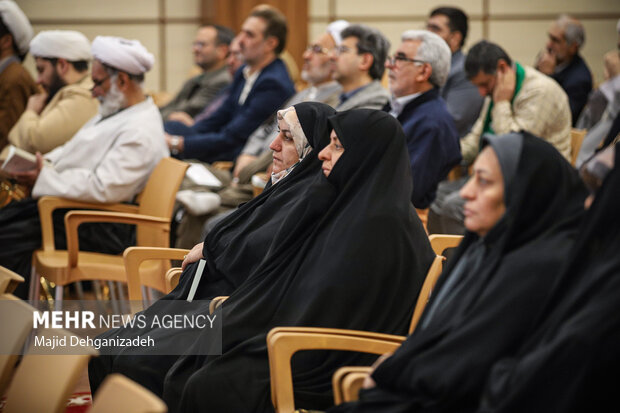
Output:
top-left (28, 266), bottom-right (41, 303)
top-left (54, 285), bottom-right (64, 311)
top-left (108, 281), bottom-right (120, 314)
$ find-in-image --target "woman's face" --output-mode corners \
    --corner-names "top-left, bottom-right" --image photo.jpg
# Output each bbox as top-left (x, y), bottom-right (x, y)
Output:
top-left (269, 110), bottom-right (301, 174)
top-left (318, 129), bottom-right (345, 177)
top-left (460, 146), bottom-right (507, 237)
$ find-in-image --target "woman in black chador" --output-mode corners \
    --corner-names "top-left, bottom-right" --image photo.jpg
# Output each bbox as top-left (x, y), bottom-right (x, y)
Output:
top-left (329, 132), bottom-right (587, 413)
top-left (161, 109), bottom-right (435, 412)
top-left (88, 102), bottom-right (339, 396)
top-left (479, 143), bottom-right (620, 413)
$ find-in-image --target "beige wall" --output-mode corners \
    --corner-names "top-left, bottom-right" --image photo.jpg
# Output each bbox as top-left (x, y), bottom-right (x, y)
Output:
top-left (14, 0), bottom-right (620, 94)
top-left (309, 0), bottom-right (620, 86)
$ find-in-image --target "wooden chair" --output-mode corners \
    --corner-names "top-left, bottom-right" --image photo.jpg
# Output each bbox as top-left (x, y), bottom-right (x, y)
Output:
top-left (570, 128), bottom-right (587, 166)
top-left (0, 294), bottom-right (36, 396)
top-left (165, 267), bottom-right (183, 292)
top-left (2, 328), bottom-right (97, 413)
top-left (32, 157), bottom-right (189, 308)
top-left (90, 374), bottom-right (167, 413)
top-left (123, 246), bottom-right (190, 313)
top-left (0, 265), bottom-right (24, 294)
top-left (428, 234), bottom-right (463, 256)
top-left (267, 254), bottom-right (447, 413)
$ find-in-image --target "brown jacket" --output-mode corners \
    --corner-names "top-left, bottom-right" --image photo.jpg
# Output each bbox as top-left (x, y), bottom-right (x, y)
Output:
top-left (0, 61), bottom-right (37, 149)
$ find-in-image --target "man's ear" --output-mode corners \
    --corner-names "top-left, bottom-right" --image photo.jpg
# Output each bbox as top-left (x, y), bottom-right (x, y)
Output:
top-left (448, 31), bottom-right (462, 51)
top-left (116, 71), bottom-right (130, 91)
top-left (416, 63), bottom-right (433, 83)
top-left (55, 58), bottom-right (69, 77)
top-left (264, 35), bottom-right (278, 54)
top-left (358, 52), bottom-right (373, 72)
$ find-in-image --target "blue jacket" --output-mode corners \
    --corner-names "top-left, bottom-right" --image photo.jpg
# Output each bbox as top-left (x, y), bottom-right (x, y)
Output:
top-left (393, 88), bottom-right (461, 209)
top-left (165, 58), bottom-right (295, 163)
top-left (552, 54), bottom-right (592, 126)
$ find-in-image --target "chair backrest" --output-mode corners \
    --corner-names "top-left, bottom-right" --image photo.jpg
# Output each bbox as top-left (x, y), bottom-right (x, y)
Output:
top-left (428, 234), bottom-right (463, 256)
top-left (570, 128), bottom-right (587, 166)
top-left (0, 265), bottom-right (24, 294)
top-left (408, 255), bottom-right (445, 334)
top-left (3, 328), bottom-right (97, 413)
top-left (136, 157), bottom-right (189, 247)
top-left (0, 294), bottom-right (35, 396)
top-left (90, 374), bottom-right (167, 413)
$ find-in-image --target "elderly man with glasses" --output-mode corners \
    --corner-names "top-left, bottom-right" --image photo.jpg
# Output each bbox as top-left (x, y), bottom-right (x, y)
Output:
top-left (384, 29), bottom-right (461, 210)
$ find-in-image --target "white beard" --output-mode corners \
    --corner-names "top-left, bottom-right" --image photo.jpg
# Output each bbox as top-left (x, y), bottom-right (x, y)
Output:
top-left (98, 79), bottom-right (127, 118)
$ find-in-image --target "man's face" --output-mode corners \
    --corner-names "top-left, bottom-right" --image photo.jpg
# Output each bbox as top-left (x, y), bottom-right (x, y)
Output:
top-left (469, 70), bottom-right (497, 97)
top-left (35, 57), bottom-right (66, 100)
top-left (330, 36), bottom-right (364, 83)
top-left (237, 16), bottom-right (270, 66)
top-left (301, 32), bottom-right (336, 85)
top-left (546, 22), bottom-right (574, 65)
top-left (226, 37), bottom-right (244, 76)
top-left (91, 60), bottom-right (126, 117)
top-left (426, 14), bottom-right (460, 53)
top-left (193, 26), bottom-right (220, 70)
top-left (386, 40), bottom-right (425, 98)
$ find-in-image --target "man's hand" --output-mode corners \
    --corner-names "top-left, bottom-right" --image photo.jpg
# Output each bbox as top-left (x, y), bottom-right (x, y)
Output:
top-left (167, 111), bottom-right (195, 126)
top-left (232, 154), bottom-right (258, 180)
top-left (26, 93), bottom-right (48, 115)
top-left (535, 49), bottom-right (556, 75)
top-left (493, 65), bottom-right (516, 103)
top-left (165, 133), bottom-right (185, 154)
top-left (182, 242), bottom-right (204, 270)
top-left (12, 151), bottom-right (44, 189)
top-left (362, 352), bottom-right (393, 389)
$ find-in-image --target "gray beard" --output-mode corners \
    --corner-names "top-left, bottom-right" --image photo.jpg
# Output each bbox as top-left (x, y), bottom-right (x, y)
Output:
top-left (98, 79), bottom-right (127, 118)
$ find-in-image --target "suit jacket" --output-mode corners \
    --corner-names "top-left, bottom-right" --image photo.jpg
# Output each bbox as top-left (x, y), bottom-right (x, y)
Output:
top-left (166, 58), bottom-right (295, 163)
top-left (336, 80), bottom-right (390, 111)
top-left (0, 59), bottom-right (38, 149)
top-left (9, 75), bottom-right (98, 154)
top-left (552, 54), bottom-right (592, 126)
top-left (441, 50), bottom-right (485, 137)
top-left (395, 89), bottom-right (461, 209)
top-left (160, 65), bottom-right (231, 119)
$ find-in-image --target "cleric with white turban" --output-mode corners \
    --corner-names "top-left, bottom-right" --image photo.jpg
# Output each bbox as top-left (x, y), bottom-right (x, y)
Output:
top-left (30, 30), bottom-right (91, 61)
top-left (91, 36), bottom-right (154, 75)
top-left (0, 0), bottom-right (33, 56)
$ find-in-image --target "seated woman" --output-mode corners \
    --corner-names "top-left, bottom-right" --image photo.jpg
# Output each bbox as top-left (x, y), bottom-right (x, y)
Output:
top-left (328, 132), bottom-right (587, 413)
top-left (479, 144), bottom-right (620, 413)
top-left (161, 109), bottom-right (435, 412)
top-left (88, 102), bottom-right (338, 395)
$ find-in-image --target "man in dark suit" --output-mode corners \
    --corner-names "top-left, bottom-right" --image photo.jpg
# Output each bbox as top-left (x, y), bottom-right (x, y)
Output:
top-left (535, 14), bottom-right (593, 125)
top-left (163, 5), bottom-right (295, 163)
top-left (385, 29), bottom-right (460, 209)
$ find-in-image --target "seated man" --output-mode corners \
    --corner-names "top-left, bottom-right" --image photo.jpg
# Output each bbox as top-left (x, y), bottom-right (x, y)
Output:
top-left (385, 30), bottom-right (460, 210)
top-left (159, 24), bottom-right (234, 121)
top-left (429, 40), bottom-right (571, 234)
top-left (8, 30), bottom-right (98, 154)
top-left (164, 5), bottom-right (295, 163)
top-left (0, 0), bottom-right (37, 148)
top-left (426, 6), bottom-right (484, 137)
top-left (0, 36), bottom-right (169, 297)
top-left (535, 14), bottom-right (592, 125)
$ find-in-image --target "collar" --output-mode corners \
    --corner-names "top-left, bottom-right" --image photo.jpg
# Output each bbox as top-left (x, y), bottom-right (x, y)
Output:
top-left (390, 88), bottom-right (439, 121)
top-left (389, 92), bottom-right (422, 117)
top-left (339, 82), bottom-right (371, 104)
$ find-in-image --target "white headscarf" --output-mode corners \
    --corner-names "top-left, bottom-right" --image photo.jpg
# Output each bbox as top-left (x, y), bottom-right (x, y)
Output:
top-left (271, 107), bottom-right (310, 185)
top-left (0, 0), bottom-right (33, 55)
top-left (91, 36), bottom-right (154, 75)
top-left (30, 30), bottom-right (91, 61)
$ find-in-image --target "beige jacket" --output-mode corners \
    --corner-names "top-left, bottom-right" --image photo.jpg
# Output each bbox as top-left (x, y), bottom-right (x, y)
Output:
top-left (9, 75), bottom-right (98, 154)
top-left (461, 66), bottom-right (571, 164)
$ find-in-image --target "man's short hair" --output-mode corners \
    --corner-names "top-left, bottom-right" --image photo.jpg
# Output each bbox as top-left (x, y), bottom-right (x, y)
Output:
top-left (249, 5), bottom-right (288, 55)
top-left (202, 24), bottom-right (235, 47)
top-left (101, 61), bottom-right (144, 84)
top-left (401, 30), bottom-right (451, 88)
top-left (464, 40), bottom-right (512, 79)
top-left (557, 14), bottom-right (585, 49)
top-left (430, 6), bottom-right (469, 48)
top-left (341, 24), bottom-right (390, 80)
top-left (42, 57), bottom-right (88, 72)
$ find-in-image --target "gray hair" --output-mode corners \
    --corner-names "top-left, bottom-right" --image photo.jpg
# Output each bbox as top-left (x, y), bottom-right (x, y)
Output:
top-left (401, 30), bottom-right (451, 88)
top-left (557, 14), bottom-right (585, 49)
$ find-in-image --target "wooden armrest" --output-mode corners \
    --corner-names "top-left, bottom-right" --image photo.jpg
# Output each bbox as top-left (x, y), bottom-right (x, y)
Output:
top-left (123, 247), bottom-right (190, 307)
top-left (332, 366), bottom-right (373, 404)
top-left (165, 267), bottom-right (183, 292)
top-left (64, 211), bottom-right (170, 268)
top-left (0, 265), bottom-right (25, 294)
top-left (428, 234), bottom-right (463, 256)
top-left (212, 161), bottom-right (233, 171)
top-left (267, 327), bottom-right (405, 413)
top-left (209, 295), bottom-right (229, 314)
top-left (38, 196), bottom-right (139, 252)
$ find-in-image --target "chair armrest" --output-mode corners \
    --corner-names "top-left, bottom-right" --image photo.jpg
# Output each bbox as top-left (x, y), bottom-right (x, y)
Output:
top-left (37, 196), bottom-right (139, 252)
top-left (165, 267), bottom-right (183, 292)
top-left (209, 296), bottom-right (229, 314)
top-left (332, 366), bottom-right (373, 405)
top-left (267, 327), bottom-right (405, 413)
top-left (64, 211), bottom-right (170, 268)
top-left (123, 247), bottom-right (190, 306)
top-left (428, 234), bottom-right (463, 256)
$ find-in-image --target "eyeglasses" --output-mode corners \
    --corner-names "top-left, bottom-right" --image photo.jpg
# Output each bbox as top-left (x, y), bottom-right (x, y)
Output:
top-left (192, 41), bottom-right (213, 48)
top-left (306, 44), bottom-right (330, 55)
top-left (90, 75), bottom-right (110, 91)
top-left (386, 54), bottom-right (426, 67)
top-left (331, 45), bottom-right (354, 56)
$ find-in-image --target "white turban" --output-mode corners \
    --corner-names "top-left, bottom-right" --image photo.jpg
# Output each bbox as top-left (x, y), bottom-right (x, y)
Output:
top-left (30, 30), bottom-right (91, 61)
top-left (91, 36), bottom-right (154, 75)
top-left (0, 0), bottom-right (33, 55)
top-left (327, 20), bottom-right (350, 46)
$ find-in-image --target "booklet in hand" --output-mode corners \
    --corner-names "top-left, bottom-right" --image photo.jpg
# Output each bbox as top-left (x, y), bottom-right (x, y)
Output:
top-left (0, 145), bottom-right (41, 174)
